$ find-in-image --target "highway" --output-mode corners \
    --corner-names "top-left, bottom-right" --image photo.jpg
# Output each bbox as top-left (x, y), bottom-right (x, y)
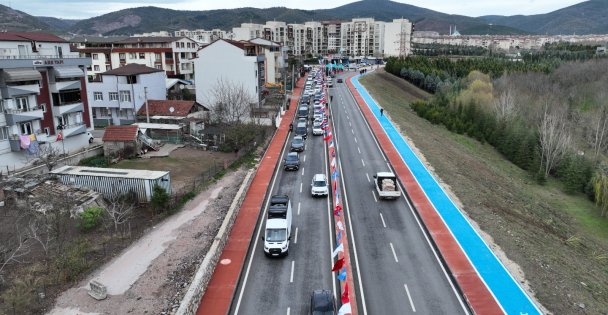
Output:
top-left (329, 72), bottom-right (469, 315)
top-left (230, 105), bottom-right (336, 314)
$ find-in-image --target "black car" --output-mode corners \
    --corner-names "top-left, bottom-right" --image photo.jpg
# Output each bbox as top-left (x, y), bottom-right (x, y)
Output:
top-left (301, 95), bottom-right (311, 104)
top-left (310, 290), bottom-right (336, 315)
top-left (337, 78), bottom-right (343, 83)
top-left (290, 136), bottom-right (306, 152)
top-left (284, 152), bottom-right (300, 171)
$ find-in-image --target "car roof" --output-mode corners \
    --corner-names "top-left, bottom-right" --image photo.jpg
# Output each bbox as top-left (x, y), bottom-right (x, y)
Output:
top-left (293, 135), bottom-right (303, 140)
top-left (313, 173), bottom-right (326, 181)
top-left (311, 290), bottom-right (334, 311)
top-left (297, 122), bottom-right (306, 127)
top-left (287, 152), bottom-right (298, 157)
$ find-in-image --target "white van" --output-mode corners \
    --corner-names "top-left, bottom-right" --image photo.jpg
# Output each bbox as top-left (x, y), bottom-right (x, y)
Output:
top-left (263, 195), bottom-right (293, 257)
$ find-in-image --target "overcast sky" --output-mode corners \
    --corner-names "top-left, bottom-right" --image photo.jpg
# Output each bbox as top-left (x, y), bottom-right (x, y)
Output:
top-left (6, 0), bottom-right (586, 20)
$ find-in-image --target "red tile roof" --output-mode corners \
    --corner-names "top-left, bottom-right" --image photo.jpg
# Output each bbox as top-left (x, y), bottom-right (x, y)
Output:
top-left (102, 64), bottom-right (164, 76)
top-left (115, 36), bottom-right (192, 44)
top-left (102, 125), bottom-right (139, 142)
top-left (0, 32), bottom-right (66, 43)
top-left (137, 100), bottom-right (198, 116)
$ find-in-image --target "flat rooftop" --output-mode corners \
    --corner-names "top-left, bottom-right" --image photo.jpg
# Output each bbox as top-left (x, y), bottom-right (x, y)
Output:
top-left (51, 165), bottom-right (169, 180)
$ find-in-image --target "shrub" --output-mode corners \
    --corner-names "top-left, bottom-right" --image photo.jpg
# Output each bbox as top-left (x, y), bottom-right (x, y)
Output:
top-left (78, 155), bottom-right (108, 167)
top-left (78, 207), bottom-right (104, 231)
top-left (151, 184), bottom-right (170, 212)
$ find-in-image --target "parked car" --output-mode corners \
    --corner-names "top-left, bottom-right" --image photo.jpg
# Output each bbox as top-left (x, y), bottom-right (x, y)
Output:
top-left (290, 135), bottom-right (306, 152)
top-left (284, 152), bottom-right (300, 171)
top-left (310, 290), bottom-right (336, 315)
top-left (337, 78), bottom-right (343, 83)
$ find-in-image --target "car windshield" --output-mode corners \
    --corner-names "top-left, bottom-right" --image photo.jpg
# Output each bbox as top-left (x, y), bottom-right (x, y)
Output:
top-left (313, 180), bottom-right (326, 187)
top-left (266, 228), bottom-right (287, 242)
top-left (293, 138), bottom-right (303, 146)
top-left (286, 155), bottom-right (298, 162)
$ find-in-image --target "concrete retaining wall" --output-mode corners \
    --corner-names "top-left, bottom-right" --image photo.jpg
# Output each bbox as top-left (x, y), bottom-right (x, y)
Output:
top-left (176, 169), bottom-right (255, 315)
top-left (12, 145), bottom-right (104, 177)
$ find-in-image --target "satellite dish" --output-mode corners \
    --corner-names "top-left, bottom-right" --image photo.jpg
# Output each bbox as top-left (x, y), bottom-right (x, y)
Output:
top-left (169, 106), bottom-right (175, 113)
top-left (179, 84), bottom-right (185, 89)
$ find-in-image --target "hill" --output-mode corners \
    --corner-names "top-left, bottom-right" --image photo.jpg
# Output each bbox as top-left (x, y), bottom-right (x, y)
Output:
top-left (0, 4), bottom-right (52, 32)
top-left (37, 16), bottom-right (80, 32)
top-left (478, 0), bottom-right (608, 35)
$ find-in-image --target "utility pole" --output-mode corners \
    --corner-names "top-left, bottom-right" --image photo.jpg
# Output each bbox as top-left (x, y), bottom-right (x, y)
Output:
top-left (144, 87), bottom-right (150, 123)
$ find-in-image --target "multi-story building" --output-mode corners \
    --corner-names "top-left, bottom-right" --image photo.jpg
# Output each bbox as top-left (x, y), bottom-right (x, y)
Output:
top-left (87, 64), bottom-right (166, 126)
top-left (324, 21), bottom-right (342, 54)
top-left (0, 32), bottom-right (92, 171)
top-left (341, 18), bottom-right (386, 58)
top-left (71, 36), bottom-right (199, 82)
top-left (287, 24), bottom-right (307, 56)
top-left (305, 21), bottom-right (326, 56)
top-left (194, 39), bottom-right (286, 110)
top-left (232, 23), bottom-right (265, 41)
top-left (383, 19), bottom-right (413, 57)
top-left (264, 21), bottom-right (288, 46)
top-left (174, 29), bottom-right (232, 45)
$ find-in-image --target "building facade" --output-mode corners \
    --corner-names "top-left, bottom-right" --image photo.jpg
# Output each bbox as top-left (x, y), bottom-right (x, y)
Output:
top-left (383, 19), bottom-right (413, 57)
top-left (71, 36), bottom-right (199, 82)
top-left (86, 64), bottom-right (166, 126)
top-left (0, 32), bottom-right (92, 171)
top-left (174, 29), bottom-right (232, 45)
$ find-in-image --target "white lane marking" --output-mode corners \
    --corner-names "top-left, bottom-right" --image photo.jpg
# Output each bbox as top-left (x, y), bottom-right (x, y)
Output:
top-left (372, 190), bottom-right (377, 203)
top-left (300, 182), bottom-right (303, 193)
top-left (294, 227), bottom-right (299, 244)
top-left (354, 137), bottom-right (357, 143)
top-left (344, 79), bottom-right (469, 313)
top-left (323, 133), bottom-right (337, 299)
top-left (390, 243), bottom-right (399, 263)
top-left (290, 260), bottom-right (295, 283)
top-left (302, 167), bottom-right (305, 176)
top-left (298, 202), bottom-right (301, 216)
top-left (349, 121), bottom-right (352, 127)
top-left (304, 155), bottom-right (306, 162)
top-left (361, 159), bottom-right (366, 167)
top-left (330, 95), bottom-right (368, 314)
top-left (357, 147), bottom-right (361, 154)
top-left (379, 212), bottom-right (387, 228)
top-left (387, 162), bottom-right (391, 170)
top-left (287, 307), bottom-right (291, 315)
top-left (366, 173), bottom-right (370, 182)
top-left (351, 129), bottom-right (355, 135)
top-left (234, 124), bottom-right (292, 314)
top-left (404, 284), bottom-right (416, 312)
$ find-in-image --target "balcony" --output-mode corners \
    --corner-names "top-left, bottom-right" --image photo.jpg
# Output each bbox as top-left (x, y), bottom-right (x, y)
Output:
top-left (1, 83), bottom-right (40, 98)
top-left (54, 101), bottom-right (84, 116)
top-left (61, 122), bottom-right (86, 138)
top-left (49, 80), bottom-right (81, 93)
top-left (4, 106), bottom-right (44, 125)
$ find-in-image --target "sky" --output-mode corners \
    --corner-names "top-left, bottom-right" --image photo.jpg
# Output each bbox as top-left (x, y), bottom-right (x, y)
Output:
top-left (6, 0), bottom-right (587, 20)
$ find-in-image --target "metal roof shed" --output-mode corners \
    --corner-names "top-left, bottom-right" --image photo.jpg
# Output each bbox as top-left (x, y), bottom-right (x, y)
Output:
top-left (50, 165), bottom-right (171, 202)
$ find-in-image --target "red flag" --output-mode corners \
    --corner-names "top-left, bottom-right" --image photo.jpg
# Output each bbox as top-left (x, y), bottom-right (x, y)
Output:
top-left (331, 258), bottom-right (344, 272)
top-left (341, 283), bottom-right (350, 304)
top-left (323, 132), bottom-right (333, 141)
top-left (333, 204), bottom-right (342, 216)
top-left (56, 131), bottom-right (63, 141)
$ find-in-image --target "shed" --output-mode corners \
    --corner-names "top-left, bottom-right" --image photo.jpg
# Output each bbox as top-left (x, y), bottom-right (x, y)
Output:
top-left (133, 122), bottom-right (183, 144)
top-left (102, 125), bottom-right (143, 158)
top-left (51, 165), bottom-right (171, 202)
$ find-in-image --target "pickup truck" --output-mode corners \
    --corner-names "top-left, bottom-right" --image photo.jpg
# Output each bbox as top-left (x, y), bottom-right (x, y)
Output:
top-left (373, 172), bottom-right (401, 200)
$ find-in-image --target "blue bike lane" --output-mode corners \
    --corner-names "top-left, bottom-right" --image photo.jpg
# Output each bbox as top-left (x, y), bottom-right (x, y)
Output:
top-left (351, 74), bottom-right (542, 315)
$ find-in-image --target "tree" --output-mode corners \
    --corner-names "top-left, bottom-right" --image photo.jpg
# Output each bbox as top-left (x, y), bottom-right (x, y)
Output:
top-left (538, 105), bottom-right (571, 177)
top-left (592, 165), bottom-right (608, 217)
top-left (587, 92), bottom-right (608, 163)
top-left (206, 78), bottom-right (256, 125)
top-left (0, 228), bottom-right (32, 282)
top-left (104, 192), bottom-right (135, 233)
top-left (23, 142), bottom-right (63, 171)
top-left (150, 184), bottom-right (169, 213)
top-left (493, 88), bottom-right (517, 122)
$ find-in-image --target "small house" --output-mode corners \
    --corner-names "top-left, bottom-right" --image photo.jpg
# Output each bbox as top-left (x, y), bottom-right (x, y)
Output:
top-left (102, 125), bottom-right (142, 159)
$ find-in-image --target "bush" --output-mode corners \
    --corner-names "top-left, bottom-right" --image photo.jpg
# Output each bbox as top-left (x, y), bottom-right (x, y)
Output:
top-left (54, 239), bottom-right (91, 283)
top-left (151, 184), bottom-right (170, 212)
top-left (78, 207), bottom-right (104, 231)
top-left (78, 155), bottom-right (108, 167)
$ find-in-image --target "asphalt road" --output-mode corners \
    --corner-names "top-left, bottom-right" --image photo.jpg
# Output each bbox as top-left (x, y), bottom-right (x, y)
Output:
top-left (230, 108), bottom-right (336, 315)
top-left (329, 72), bottom-right (469, 315)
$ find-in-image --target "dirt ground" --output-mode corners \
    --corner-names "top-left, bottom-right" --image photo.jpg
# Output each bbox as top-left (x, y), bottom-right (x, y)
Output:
top-left (360, 70), bottom-right (608, 314)
top-left (48, 167), bottom-right (248, 315)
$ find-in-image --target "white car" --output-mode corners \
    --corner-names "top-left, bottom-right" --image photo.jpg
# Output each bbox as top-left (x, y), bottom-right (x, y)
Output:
top-left (312, 124), bottom-right (324, 136)
top-left (311, 173), bottom-right (329, 197)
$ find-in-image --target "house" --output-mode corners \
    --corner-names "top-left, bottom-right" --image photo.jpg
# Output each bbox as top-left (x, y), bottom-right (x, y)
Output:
top-left (101, 125), bottom-right (142, 159)
top-left (136, 100), bottom-right (208, 132)
top-left (0, 32), bottom-right (92, 172)
top-left (87, 64), bottom-right (166, 126)
top-left (71, 36), bottom-right (199, 82)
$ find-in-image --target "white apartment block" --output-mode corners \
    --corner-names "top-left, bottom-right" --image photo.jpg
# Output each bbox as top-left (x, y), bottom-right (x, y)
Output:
top-left (288, 24), bottom-right (307, 56)
top-left (384, 19), bottom-right (413, 57)
top-left (174, 29), bottom-right (232, 45)
top-left (86, 64), bottom-right (166, 127)
top-left (72, 36), bottom-right (199, 82)
top-left (305, 21), bottom-right (326, 56)
top-left (232, 23), bottom-right (265, 41)
top-left (341, 18), bottom-right (386, 58)
top-left (0, 32), bottom-right (92, 171)
top-left (325, 21), bottom-right (342, 54)
top-left (264, 21), bottom-right (288, 46)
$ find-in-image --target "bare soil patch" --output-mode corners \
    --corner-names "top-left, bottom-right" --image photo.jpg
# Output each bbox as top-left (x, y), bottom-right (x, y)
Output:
top-left (360, 70), bottom-right (608, 314)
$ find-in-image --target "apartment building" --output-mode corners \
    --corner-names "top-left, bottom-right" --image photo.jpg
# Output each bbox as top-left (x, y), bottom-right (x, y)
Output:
top-left (86, 64), bottom-right (166, 127)
top-left (174, 29), bottom-right (232, 45)
top-left (287, 24), bottom-right (307, 56)
top-left (384, 19), bottom-right (413, 57)
top-left (71, 36), bottom-right (199, 82)
top-left (0, 32), bottom-right (92, 171)
top-left (341, 18), bottom-right (387, 58)
top-left (324, 21), bottom-right (342, 54)
top-left (232, 23), bottom-right (265, 41)
top-left (264, 21), bottom-right (288, 46)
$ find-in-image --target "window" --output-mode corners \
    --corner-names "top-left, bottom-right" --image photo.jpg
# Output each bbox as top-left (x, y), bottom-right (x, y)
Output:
top-left (139, 53), bottom-right (145, 59)
top-left (126, 75), bottom-right (137, 84)
top-left (92, 53), bottom-right (99, 60)
top-left (40, 103), bottom-right (46, 112)
top-left (0, 126), bottom-right (9, 141)
top-left (16, 97), bottom-right (28, 111)
top-left (119, 53), bottom-right (126, 60)
top-left (93, 92), bottom-right (103, 101)
top-left (118, 109), bottom-right (129, 118)
top-left (94, 65), bottom-right (100, 71)
top-left (100, 108), bottom-right (109, 117)
top-left (109, 92), bottom-right (119, 101)
top-left (155, 65), bottom-right (162, 70)
top-left (129, 53), bottom-right (136, 59)
top-left (20, 122), bottom-right (32, 135)
top-left (155, 53), bottom-right (161, 61)
top-left (44, 127), bottom-right (50, 136)
top-left (106, 65), bottom-right (111, 71)
top-left (119, 90), bottom-right (131, 102)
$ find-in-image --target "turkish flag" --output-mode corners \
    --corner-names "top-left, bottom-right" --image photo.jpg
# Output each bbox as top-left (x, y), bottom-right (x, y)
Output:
top-left (323, 133), bottom-right (333, 141)
top-left (333, 204), bottom-right (342, 216)
top-left (331, 258), bottom-right (344, 272)
top-left (56, 132), bottom-right (63, 141)
top-left (341, 283), bottom-right (350, 304)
